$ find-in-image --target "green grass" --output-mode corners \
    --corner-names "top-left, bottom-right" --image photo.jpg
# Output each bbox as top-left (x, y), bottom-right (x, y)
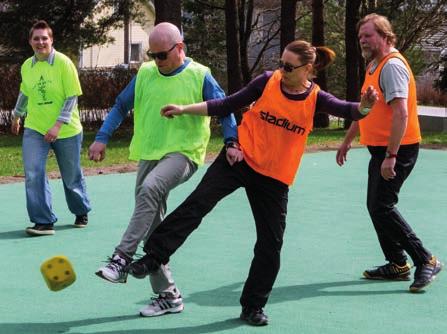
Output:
top-left (421, 131), bottom-right (447, 145)
top-left (1, 128), bottom-right (446, 177)
top-left (307, 128), bottom-right (348, 145)
top-left (0, 131), bottom-right (133, 177)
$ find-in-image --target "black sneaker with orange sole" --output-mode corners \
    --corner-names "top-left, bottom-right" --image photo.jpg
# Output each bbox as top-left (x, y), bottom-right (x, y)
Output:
top-left (363, 262), bottom-right (411, 281)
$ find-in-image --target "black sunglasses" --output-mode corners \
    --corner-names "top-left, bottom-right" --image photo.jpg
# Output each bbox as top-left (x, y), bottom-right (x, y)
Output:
top-left (147, 44), bottom-right (178, 60)
top-left (279, 60), bottom-right (307, 73)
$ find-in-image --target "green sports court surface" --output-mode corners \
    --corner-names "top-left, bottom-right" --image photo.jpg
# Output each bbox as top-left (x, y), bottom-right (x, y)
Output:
top-left (1, 149), bottom-right (446, 334)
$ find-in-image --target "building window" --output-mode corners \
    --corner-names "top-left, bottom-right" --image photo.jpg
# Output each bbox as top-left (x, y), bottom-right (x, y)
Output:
top-left (130, 43), bottom-right (142, 62)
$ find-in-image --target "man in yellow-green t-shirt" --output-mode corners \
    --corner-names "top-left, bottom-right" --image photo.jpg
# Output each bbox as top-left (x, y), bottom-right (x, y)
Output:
top-left (11, 20), bottom-right (91, 236)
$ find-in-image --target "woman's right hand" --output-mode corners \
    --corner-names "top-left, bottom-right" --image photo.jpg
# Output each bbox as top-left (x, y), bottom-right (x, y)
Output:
top-left (226, 147), bottom-right (244, 166)
top-left (160, 104), bottom-right (184, 118)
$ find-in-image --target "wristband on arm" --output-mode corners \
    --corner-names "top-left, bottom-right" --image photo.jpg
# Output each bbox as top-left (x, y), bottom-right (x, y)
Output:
top-left (225, 141), bottom-right (240, 150)
top-left (385, 151), bottom-right (398, 159)
top-left (359, 106), bottom-right (371, 115)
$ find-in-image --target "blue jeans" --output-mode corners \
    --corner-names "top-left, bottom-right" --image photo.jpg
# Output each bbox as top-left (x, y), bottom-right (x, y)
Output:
top-left (22, 128), bottom-right (91, 225)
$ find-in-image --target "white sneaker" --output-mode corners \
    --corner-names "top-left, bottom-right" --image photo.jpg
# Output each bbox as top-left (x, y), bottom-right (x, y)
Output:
top-left (139, 294), bottom-right (184, 317)
top-left (95, 254), bottom-right (128, 283)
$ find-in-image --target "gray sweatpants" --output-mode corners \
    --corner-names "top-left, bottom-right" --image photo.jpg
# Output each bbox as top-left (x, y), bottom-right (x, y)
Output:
top-left (115, 152), bottom-right (197, 295)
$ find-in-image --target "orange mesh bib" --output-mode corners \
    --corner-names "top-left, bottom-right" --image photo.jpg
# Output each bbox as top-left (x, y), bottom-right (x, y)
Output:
top-left (239, 70), bottom-right (319, 185)
top-left (359, 52), bottom-right (421, 146)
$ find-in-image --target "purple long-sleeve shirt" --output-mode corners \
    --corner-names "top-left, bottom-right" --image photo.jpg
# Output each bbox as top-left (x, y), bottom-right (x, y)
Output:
top-left (207, 71), bottom-right (361, 119)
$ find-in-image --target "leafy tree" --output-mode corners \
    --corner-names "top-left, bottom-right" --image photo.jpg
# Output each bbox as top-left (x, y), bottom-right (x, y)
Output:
top-left (435, 50), bottom-right (447, 92)
top-left (280, 0), bottom-right (298, 54)
top-left (238, 0), bottom-right (255, 84)
top-left (372, 0), bottom-right (447, 54)
top-left (182, 0), bottom-right (227, 85)
top-left (225, 0), bottom-right (243, 94)
top-left (154, 0), bottom-right (182, 29)
top-left (239, 0), bottom-right (281, 82)
top-left (183, 0), bottom-right (281, 87)
top-left (0, 0), bottom-right (143, 64)
top-left (344, 0), bottom-right (362, 128)
top-left (312, 0), bottom-right (329, 127)
top-left (184, 0), bottom-right (446, 113)
top-left (436, 66), bottom-right (447, 93)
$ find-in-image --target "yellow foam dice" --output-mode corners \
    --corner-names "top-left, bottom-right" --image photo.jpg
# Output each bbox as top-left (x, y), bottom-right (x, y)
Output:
top-left (40, 255), bottom-right (76, 291)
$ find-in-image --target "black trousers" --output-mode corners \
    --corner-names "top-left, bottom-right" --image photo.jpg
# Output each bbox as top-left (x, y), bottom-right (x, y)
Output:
top-left (366, 143), bottom-right (431, 266)
top-left (144, 148), bottom-right (289, 309)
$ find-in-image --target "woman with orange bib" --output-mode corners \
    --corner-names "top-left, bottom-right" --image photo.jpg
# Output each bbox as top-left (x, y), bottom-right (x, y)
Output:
top-left (127, 40), bottom-right (378, 326)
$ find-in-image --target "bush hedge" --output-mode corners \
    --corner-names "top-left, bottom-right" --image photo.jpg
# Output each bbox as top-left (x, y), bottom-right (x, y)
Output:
top-left (0, 66), bottom-right (136, 132)
top-left (0, 65), bottom-right (225, 135)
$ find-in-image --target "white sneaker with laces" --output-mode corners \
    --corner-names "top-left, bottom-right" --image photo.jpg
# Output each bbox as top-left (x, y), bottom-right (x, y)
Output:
top-left (139, 294), bottom-right (184, 317)
top-left (95, 254), bottom-right (128, 283)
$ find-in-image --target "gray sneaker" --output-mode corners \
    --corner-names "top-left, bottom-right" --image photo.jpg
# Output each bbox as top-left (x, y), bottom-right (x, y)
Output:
top-left (95, 254), bottom-right (128, 283)
top-left (139, 293), bottom-right (184, 317)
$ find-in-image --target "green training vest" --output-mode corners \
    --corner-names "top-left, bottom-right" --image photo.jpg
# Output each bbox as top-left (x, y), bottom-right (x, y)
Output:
top-left (129, 60), bottom-right (211, 165)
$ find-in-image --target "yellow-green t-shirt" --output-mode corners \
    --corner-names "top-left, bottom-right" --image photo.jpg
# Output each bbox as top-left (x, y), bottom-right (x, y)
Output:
top-left (20, 51), bottom-right (82, 138)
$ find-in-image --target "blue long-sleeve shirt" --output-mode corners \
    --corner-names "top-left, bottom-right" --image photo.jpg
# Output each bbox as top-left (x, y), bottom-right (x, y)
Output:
top-left (95, 59), bottom-right (238, 144)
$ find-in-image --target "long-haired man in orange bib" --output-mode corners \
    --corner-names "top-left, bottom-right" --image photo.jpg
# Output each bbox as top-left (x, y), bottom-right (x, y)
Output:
top-left (336, 14), bottom-right (442, 292)
top-left (125, 40), bottom-right (377, 326)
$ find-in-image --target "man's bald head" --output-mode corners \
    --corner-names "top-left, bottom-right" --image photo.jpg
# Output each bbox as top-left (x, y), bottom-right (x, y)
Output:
top-left (148, 22), bottom-right (185, 74)
top-left (149, 22), bottom-right (183, 45)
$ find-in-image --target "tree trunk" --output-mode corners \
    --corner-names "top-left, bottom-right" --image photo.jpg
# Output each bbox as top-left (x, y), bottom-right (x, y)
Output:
top-left (312, 0), bottom-right (325, 89)
top-left (119, 0), bottom-right (131, 65)
top-left (225, 0), bottom-right (244, 123)
top-left (123, 16), bottom-right (130, 64)
top-left (344, 0), bottom-right (362, 129)
top-left (311, 0), bottom-right (329, 128)
top-left (225, 0), bottom-right (243, 94)
top-left (154, 0), bottom-right (182, 30)
top-left (238, 0), bottom-right (254, 84)
top-left (280, 0), bottom-right (298, 54)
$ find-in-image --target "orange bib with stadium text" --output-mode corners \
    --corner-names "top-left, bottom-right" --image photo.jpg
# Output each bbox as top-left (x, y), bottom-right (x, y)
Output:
top-left (238, 70), bottom-right (319, 185)
top-left (359, 52), bottom-right (421, 146)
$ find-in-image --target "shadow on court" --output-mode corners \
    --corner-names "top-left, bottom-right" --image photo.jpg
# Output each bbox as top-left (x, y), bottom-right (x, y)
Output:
top-left (2, 316), bottom-right (244, 334)
top-left (183, 279), bottom-right (408, 308)
top-left (0, 225), bottom-right (78, 240)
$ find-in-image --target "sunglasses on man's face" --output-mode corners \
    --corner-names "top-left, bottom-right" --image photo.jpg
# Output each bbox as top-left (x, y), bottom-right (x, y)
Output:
top-left (278, 60), bottom-right (307, 73)
top-left (147, 44), bottom-right (178, 60)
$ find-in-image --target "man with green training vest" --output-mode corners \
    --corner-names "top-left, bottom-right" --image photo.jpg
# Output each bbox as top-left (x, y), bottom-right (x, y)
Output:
top-left (11, 20), bottom-right (91, 236)
top-left (89, 22), bottom-right (238, 317)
